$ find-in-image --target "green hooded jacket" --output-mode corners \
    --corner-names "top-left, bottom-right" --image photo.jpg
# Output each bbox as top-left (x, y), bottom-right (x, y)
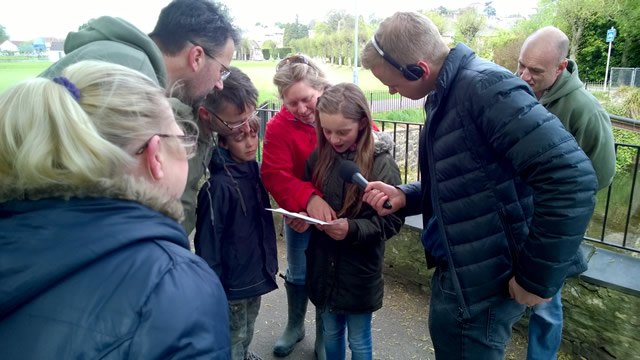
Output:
top-left (40, 16), bottom-right (211, 236)
top-left (40, 16), bottom-right (167, 87)
top-left (540, 59), bottom-right (616, 189)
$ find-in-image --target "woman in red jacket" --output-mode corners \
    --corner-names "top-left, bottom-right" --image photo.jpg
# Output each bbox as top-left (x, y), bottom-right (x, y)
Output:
top-left (261, 56), bottom-right (333, 359)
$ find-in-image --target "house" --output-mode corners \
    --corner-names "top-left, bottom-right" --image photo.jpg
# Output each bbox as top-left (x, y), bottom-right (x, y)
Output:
top-left (48, 41), bottom-right (64, 62)
top-left (0, 40), bottom-right (19, 52)
top-left (249, 40), bottom-right (263, 61)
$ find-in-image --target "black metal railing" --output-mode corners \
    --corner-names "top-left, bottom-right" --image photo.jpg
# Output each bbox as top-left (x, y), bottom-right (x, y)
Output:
top-left (257, 109), bottom-right (640, 254)
top-left (260, 90), bottom-right (427, 115)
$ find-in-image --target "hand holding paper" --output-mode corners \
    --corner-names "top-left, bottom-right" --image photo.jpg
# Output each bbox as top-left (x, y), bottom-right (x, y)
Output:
top-left (266, 208), bottom-right (330, 225)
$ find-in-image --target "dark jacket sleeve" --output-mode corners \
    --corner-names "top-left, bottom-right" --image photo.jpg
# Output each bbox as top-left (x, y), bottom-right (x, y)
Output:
top-left (347, 153), bottom-right (405, 245)
top-left (194, 180), bottom-right (230, 279)
top-left (397, 181), bottom-right (422, 217)
top-left (471, 76), bottom-right (597, 298)
top-left (127, 257), bottom-right (231, 359)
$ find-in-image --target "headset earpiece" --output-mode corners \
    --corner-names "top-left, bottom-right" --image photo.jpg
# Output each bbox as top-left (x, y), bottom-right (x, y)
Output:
top-left (404, 64), bottom-right (425, 81)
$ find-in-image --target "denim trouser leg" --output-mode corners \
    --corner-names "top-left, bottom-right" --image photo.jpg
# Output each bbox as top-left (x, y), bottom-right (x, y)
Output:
top-left (527, 288), bottom-right (563, 360)
top-left (284, 224), bottom-right (311, 285)
top-left (321, 310), bottom-right (373, 360)
top-left (429, 267), bottom-right (526, 360)
top-left (228, 296), bottom-right (262, 360)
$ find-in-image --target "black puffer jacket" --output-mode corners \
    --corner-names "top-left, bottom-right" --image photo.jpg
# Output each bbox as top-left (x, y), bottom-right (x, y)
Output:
top-left (304, 132), bottom-right (405, 314)
top-left (400, 43), bottom-right (597, 318)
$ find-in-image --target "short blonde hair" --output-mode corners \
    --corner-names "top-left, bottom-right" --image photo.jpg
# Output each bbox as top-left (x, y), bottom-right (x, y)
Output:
top-left (361, 12), bottom-right (450, 70)
top-left (0, 60), bottom-right (176, 189)
top-left (273, 56), bottom-right (330, 98)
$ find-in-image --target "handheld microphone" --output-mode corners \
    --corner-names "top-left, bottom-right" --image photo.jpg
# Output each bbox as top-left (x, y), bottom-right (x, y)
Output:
top-left (337, 160), bottom-right (392, 209)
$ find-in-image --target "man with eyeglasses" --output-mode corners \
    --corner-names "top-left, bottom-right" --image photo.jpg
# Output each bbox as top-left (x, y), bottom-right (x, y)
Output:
top-left (39, 0), bottom-right (240, 235)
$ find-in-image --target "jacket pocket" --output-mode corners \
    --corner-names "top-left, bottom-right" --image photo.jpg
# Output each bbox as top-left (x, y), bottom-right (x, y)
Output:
top-left (497, 207), bottom-right (519, 268)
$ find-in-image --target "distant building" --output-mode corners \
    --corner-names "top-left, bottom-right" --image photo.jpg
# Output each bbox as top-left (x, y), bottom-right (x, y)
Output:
top-left (48, 41), bottom-right (64, 62)
top-left (32, 38), bottom-right (47, 53)
top-left (0, 40), bottom-right (19, 52)
top-left (243, 25), bottom-right (284, 48)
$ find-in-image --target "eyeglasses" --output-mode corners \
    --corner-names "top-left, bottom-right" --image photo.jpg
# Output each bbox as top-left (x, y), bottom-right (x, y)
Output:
top-left (190, 40), bottom-right (231, 81)
top-left (212, 110), bottom-right (259, 131)
top-left (135, 134), bottom-right (198, 158)
top-left (276, 55), bottom-right (310, 72)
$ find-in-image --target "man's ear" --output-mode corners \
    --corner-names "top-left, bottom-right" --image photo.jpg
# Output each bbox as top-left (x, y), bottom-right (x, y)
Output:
top-left (557, 59), bottom-right (568, 74)
top-left (144, 135), bottom-right (164, 181)
top-left (188, 45), bottom-right (206, 72)
top-left (416, 60), bottom-right (431, 79)
top-left (198, 106), bottom-right (211, 122)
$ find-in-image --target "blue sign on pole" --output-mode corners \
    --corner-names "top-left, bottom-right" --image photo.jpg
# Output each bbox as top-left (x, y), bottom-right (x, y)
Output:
top-left (607, 28), bottom-right (616, 42)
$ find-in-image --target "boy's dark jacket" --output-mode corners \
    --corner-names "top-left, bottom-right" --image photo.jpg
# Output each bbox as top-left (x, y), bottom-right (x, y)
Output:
top-left (195, 148), bottom-right (278, 301)
top-left (304, 132), bottom-right (405, 314)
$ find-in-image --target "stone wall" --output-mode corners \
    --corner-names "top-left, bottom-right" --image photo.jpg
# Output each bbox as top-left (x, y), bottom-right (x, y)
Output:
top-left (379, 127), bottom-right (421, 181)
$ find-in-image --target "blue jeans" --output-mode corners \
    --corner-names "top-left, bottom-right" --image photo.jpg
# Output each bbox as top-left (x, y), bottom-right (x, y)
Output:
top-left (284, 224), bottom-right (311, 285)
top-left (321, 310), bottom-right (373, 360)
top-left (429, 267), bottom-right (527, 360)
top-left (527, 288), bottom-right (563, 360)
top-left (228, 296), bottom-right (261, 360)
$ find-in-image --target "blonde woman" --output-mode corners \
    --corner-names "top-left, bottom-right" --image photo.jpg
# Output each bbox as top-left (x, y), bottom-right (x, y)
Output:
top-left (0, 61), bottom-right (231, 359)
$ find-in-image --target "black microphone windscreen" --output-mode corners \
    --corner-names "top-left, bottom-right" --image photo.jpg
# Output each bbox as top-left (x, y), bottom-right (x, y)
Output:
top-left (338, 160), bottom-right (361, 183)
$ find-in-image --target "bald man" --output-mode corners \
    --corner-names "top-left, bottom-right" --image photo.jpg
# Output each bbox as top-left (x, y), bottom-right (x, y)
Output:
top-left (518, 27), bottom-right (616, 359)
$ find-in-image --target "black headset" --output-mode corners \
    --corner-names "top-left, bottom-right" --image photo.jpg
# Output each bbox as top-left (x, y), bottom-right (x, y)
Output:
top-left (370, 35), bottom-right (424, 81)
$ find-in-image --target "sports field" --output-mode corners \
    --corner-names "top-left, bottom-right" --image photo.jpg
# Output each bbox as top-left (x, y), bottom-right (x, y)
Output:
top-left (0, 61), bottom-right (52, 93)
top-left (0, 59), bottom-right (389, 100)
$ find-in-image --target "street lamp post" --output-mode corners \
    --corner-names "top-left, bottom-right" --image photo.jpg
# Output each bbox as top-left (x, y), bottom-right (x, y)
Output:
top-left (352, 0), bottom-right (359, 85)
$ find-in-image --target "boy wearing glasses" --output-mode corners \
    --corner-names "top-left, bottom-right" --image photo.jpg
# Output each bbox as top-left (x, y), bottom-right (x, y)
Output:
top-left (194, 69), bottom-right (278, 360)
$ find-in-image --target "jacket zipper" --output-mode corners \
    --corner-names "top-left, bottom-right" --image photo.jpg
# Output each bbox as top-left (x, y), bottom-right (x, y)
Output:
top-left (498, 207), bottom-right (519, 268)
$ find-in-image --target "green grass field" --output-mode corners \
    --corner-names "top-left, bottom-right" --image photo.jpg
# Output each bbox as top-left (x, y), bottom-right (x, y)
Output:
top-left (0, 59), bottom-right (389, 98)
top-left (0, 61), bottom-right (52, 93)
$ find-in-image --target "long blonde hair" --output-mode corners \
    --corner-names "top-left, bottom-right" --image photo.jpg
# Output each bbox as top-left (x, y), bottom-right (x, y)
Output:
top-left (312, 83), bottom-right (374, 218)
top-left (0, 61), bottom-right (176, 190)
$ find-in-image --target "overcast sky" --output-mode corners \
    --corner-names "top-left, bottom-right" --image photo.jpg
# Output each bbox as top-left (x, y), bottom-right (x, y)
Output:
top-left (1, 0), bottom-right (539, 41)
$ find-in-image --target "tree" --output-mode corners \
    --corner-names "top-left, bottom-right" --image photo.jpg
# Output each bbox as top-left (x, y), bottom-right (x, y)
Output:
top-left (239, 37), bottom-right (252, 60)
top-left (614, 0), bottom-right (640, 67)
top-left (0, 24), bottom-right (9, 43)
top-left (453, 8), bottom-right (486, 44)
top-left (18, 41), bottom-right (33, 54)
top-left (437, 6), bottom-right (452, 16)
top-left (283, 16), bottom-right (308, 46)
top-left (555, 0), bottom-right (608, 59)
top-left (262, 40), bottom-right (277, 59)
top-left (217, 2), bottom-right (234, 24)
top-left (421, 10), bottom-right (450, 35)
top-left (77, 19), bottom-right (96, 31)
top-left (484, 2), bottom-right (496, 17)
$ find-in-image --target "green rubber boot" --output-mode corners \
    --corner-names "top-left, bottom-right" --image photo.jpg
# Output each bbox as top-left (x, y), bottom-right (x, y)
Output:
top-left (273, 281), bottom-right (307, 357)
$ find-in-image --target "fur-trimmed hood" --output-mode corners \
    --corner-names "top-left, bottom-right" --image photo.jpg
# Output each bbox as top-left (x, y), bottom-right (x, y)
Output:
top-left (0, 176), bottom-right (183, 221)
top-left (373, 130), bottom-right (394, 156)
top-left (0, 176), bottom-right (190, 320)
